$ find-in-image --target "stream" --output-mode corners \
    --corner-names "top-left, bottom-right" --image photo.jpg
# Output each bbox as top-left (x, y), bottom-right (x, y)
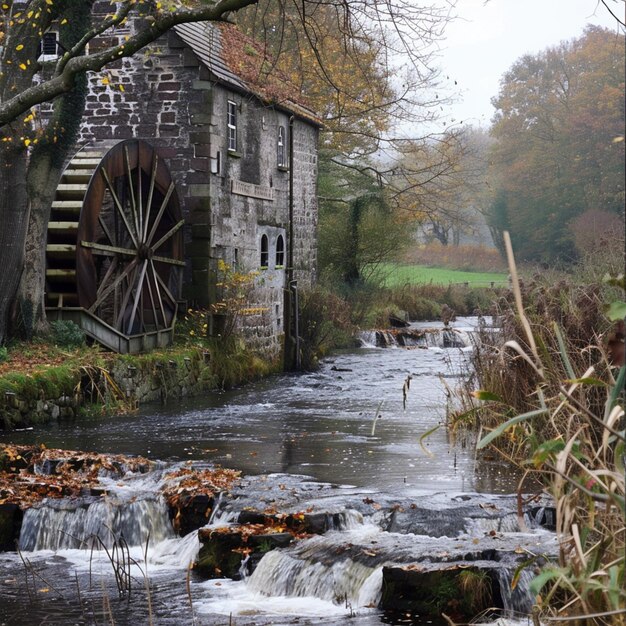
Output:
top-left (0, 317), bottom-right (551, 625)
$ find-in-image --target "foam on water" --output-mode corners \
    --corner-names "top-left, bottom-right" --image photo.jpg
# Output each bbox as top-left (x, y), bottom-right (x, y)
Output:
top-left (194, 578), bottom-right (366, 618)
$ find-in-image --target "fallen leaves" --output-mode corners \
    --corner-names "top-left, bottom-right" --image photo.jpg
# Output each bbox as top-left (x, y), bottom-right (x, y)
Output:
top-left (0, 444), bottom-right (152, 508)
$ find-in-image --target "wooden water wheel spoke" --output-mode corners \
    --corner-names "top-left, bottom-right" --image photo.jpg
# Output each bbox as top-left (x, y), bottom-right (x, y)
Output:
top-left (47, 140), bottom-right (183, 350)
top-left (152, 261), bottom-right (177, 307)
top-left (98, 216), bottom-right (115, 245)
top-left (89, 258), bottom-right (138, 313)
top-left (148, 260), bottom-right (169, 327)
top-left (144, 154), bottom-right (159, 242)
top-left (123, 146), bottom-right (137, 230)
top-left (146, 182), bottom-right (176, 246)
top-left (152, 219), bottom-right (185, 252)
top-left (115, 262), bottom-right (139, 329)
top-left (97, 257), bottom-right (119, 298)
top-left (152, 254), bottom-right (186, 267)
top-left (101, 167), bottom-right (139, 249)
top-left (135, 149), bottom-right (144, 243)
top-left (144, 266), bottom-right (160, 330)
top-left (81, 241), bottom-right (138, 257)
top-left (126, 260), bottom-right (149, 335)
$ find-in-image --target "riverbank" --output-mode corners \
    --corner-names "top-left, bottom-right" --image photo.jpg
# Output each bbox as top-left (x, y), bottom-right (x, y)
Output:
top-left (0, 337), bottom-right (278, 429)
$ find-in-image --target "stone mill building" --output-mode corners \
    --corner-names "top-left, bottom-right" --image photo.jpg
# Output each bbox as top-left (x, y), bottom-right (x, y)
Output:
top-left (44, 16), bottom-right (320, 363)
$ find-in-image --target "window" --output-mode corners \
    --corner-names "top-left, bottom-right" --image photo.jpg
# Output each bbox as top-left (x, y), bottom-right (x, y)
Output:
top-left (275, 235), bottom-right (285, 268)
top-left (227, 100), bottom-right (237, 152)
top-left (38, 32), bottom-right (59, 58)
top-left (277, 126), bottom-right (286, 168)
top-left (260, 234), bottom-right (269, 268)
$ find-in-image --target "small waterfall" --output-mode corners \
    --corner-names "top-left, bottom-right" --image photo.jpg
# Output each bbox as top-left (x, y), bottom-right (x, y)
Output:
top-left (148, 530), bottom-right (200, 568)
top-left (422, 328), bottom-right (471, 348)
top-left (358, 331), bottom-right (378, 348)
top-left (206, 492), bottom-right (239, 527)
top-left (531, 506), bottom-right (556, 530)
top-left (327, 509), bottom-right (364, 531)
top-left (357, 327), bottom-right (472, 349)
top-left (246, 548), bottom-right (378, 606)
top-left (19, 496), bottom-right (174, 551)
top-left (376, 330), bottom-right (398, 348)
top-left (464, 513), bottom-right (523, 535)
top-left (357, 566), bottom-right (383, 607)
top-left (498, 567), bottom-right (535, 616)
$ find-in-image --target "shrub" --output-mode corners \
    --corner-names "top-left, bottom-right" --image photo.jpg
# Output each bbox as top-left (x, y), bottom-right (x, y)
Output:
top-left (0, 346), bottom-right (7, 364)
top-left (49, 320), bottom-right (86, 349)
top-left (454, 235), bottom-right (625, 623)
top-left (299, 287), bottom-right (356, 367)
top-left (464, 288), bottom-right (494, 314)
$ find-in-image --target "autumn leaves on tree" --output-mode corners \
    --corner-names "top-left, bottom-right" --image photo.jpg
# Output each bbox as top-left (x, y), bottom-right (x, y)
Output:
top-left (487, 25), bottom-right (625, 264)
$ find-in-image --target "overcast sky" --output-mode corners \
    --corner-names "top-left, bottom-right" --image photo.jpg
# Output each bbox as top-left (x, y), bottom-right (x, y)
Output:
top-left (436, 0), bottom-right (624, 127)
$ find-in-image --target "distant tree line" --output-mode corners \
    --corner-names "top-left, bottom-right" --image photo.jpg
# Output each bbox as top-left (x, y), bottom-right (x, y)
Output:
top-left (486, 25), bottom-right (625, 264)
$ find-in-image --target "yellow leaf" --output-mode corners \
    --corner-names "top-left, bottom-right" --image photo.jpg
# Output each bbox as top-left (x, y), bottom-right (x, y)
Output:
top-left (24, 139), bottom-right (31, 146)
top-left (119, 84), bottom-right (125, 92)
top-left (61, 18), bottom-right (67, 24)
top-left (16, 44), bottom-right (24, 51)
top-left (19, 63), bottom-right (27, 70)
top-left (45, 0), bottom-right (53, 4)
top-left (101, 77), bottom-right (109, 85)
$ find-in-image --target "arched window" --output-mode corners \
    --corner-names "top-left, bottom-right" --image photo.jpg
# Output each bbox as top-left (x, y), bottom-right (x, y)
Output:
top-left (260, 234), bottom-right (269, 268)
top-left (275, 235), bottom-right (285, 268)
top-left (277, 126), bottom-right (286, 168)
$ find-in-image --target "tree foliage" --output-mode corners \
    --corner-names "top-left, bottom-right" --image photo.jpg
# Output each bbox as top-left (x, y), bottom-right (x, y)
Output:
top-left (236, 0), bottom-right (450, 158)
top-left (386, 127), bottom-right (494, 247)
top-left (487, 26), bottom-right (625, 264)
top-left (317, 153), bottom-right (410, 287)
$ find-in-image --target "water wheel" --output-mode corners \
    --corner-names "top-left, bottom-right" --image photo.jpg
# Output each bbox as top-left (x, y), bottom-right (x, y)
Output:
top-left (45, 139), bottom-right (184, 352)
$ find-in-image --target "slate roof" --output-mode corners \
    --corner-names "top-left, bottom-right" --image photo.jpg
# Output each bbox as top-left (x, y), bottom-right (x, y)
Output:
top-left (173, 22), bottom-right (322, 126)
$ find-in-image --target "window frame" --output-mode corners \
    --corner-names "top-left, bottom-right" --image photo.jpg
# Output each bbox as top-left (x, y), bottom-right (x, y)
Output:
top-left (227, 100), bottom-right (238, 153)
top-left (275, 234), bottom-right (285, 268)
top-left (260, 234), bottom-right (269, 269)
top-left (38, 31), bottom-right (59, 60)
top-left (277, 125), bottom-right (286, 168)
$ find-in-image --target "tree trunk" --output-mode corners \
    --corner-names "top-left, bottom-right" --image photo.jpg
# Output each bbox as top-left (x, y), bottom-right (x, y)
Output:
top-left (0, 145), bottom-right (30, 344)
top-left (5, 0), bottom-right (90, 340)
top-left (12, 153), bottom-right (64, 338)
top-left (431, 222), bottom-right (449, 246)
top-left (12, 74), bottom-right (88, 339)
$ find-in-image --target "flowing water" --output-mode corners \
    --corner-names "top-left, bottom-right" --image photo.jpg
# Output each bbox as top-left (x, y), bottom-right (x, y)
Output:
top-left (0, 318), bottom-right (550, 625)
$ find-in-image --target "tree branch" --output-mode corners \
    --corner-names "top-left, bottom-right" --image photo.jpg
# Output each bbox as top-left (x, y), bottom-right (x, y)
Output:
top-left (0, 0), bottom-right (259, 127)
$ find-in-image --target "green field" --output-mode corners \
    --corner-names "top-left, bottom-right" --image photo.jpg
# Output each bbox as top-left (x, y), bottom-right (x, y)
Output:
top-left (377, 264), bottom-right (509, 287)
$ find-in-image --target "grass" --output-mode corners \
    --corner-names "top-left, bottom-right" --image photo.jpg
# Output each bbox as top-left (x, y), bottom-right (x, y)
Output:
top-left (374, 263), bottom-right (509, 288)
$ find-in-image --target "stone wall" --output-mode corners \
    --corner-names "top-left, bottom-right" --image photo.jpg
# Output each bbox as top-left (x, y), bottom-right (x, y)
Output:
top-left (0, 348), bottom-right (275, 430)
